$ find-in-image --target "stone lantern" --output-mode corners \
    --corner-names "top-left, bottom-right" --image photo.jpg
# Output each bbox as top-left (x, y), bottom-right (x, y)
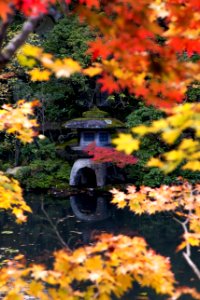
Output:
top-left (63, 107), bottom-right (125, 187)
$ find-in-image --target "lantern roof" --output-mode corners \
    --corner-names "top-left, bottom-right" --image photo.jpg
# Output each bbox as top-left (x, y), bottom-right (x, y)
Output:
top-left (63, 107), bottom-right (125, 129)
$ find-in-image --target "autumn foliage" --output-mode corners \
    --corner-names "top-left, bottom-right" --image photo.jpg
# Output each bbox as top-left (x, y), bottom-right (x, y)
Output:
top-left (112, 181), bottom-right (200, 249)
top-left (0, 99), bottom-right (38, 222)
top-left (84, 143), bottom-right (137, 168)
top-left (0, 234), bottom-right (176, 299)
top-left (0, 0), bottom-right (54, 20)
top-left (0, 0), bottom-right (200, 299)
top-left (0, 100), bottom-right (39, 143)
top-left (113, 103), bottom-right (200, 173)
top-left (78, 0), bottom-right (200, 107)
top-left (0, 172), bottom-right (31, 223)
top-left (10, 0), bottom-right (200, 107)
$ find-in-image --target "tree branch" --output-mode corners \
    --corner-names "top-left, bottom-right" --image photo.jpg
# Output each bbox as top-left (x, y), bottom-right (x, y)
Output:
top-left (174, 216), bottom-right (200, 280)
top-left (0, 19), bottom-right (11, 50)
top-left (0, 4), bottom-right (14, 50)
top-left (183, 252), bottom-right (200, 280)
top-left (0, 15), bottom-right (42, 68)
top-left (174, 217), bottom-right (191, 256)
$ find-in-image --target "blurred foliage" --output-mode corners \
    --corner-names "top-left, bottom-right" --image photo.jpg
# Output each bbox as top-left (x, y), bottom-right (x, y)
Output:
top-left (125, 103), bottom-right (200, 187)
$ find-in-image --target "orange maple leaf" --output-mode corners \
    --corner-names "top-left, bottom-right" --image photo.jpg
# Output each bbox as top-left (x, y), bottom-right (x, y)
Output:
top-left (0, 0), bottom-right (12, 20)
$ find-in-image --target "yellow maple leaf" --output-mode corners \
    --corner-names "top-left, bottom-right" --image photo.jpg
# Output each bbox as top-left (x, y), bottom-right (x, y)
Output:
top-left (179, 139), bottom-right (199, 151)
top-left (185, 234), bottom-right (200, 247)
top-left (183, 161), bottom-right (200, 171)
top-left (132, 125), bottom-right (150, 136)
top-left (162, 129), bottom-right (181, 144)
top-left (31, 265), bottom-right (48, 280)
top-left (112, 133), bottom-right (140, 154)
top-left (151, 119), bottom-right (168, 130)
top-left (17, 54), bottom-right (36, 68)
top-left (0, 172), bottom-right (32, 223)
top-left (29, 69), bottom-right (51, 81)
top-left (53, 58), bottom-right (81, 78)
top-left (28, 281), bottom-right (44, 297)
top-left (164, 150), bottom-right (185, 161)
top-left (83, 66), bottom-right (102, 77)
top-left (147, 157), bottom-right (164, 168)
top-left (21, 44), bottom-right (42, 57)
top-left (134, 72), bottom-right (146, 86)
top-left (85, 255), bottom-right (103, 272)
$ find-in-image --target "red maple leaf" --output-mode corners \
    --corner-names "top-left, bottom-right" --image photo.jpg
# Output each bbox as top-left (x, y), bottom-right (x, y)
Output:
top-left (14, 0), bottom-right (55, 16)
top-left (79, 0), bottom-right (99, 8)
top-left (84, 143), bottom-right (137, 168)
top-left (98, 74), bottom-right (119, 93)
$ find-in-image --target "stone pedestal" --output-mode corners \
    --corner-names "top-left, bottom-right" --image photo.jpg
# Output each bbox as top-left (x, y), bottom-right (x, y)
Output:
top-left (69, 158), bottom-right (107, 187)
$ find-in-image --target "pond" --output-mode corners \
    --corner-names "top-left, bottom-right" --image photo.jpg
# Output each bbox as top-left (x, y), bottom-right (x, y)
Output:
top-left (0, 192), bottom-right (200, 299)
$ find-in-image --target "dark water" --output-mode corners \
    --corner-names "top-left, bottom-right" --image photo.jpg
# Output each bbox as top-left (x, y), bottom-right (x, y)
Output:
top-left (0, 192), bottom-right (200, 299)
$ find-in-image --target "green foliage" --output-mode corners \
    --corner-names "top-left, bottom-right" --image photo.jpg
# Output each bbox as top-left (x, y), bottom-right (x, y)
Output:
top-left (15, 139), bottom-right (71, 190)
top-left (11, 15), bottom-right (95, 121)
top-left (20, 138), bottom-right (56, 163)
top-left (126, 163), bottom-right (177, 187)
top-left (0, 135), bottom-right (17, 168)
top-left (190, 53), bottom-right (200, 62)
top-left (44, 15), bottom-right (93, 66)
top-left (126, 102), bottom-right (165, 127)
top-left (16, 160), bottom-right (71, 190)
top-left (83, 106), bottom-right (109, 118)
top-left (186, 81), bottom-right (200, 102)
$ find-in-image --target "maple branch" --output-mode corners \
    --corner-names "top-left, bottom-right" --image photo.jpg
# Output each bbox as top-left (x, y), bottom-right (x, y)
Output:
top-left (174, 216), bottom-right (200, 280)
top-left (0, 19), bottom-right (11, 50)
top-left (0, 4), bottom-right (14, 50)
top-left (174, 217), bottom-right (191, 256)
top-left (0, 15), bottom-right (42, 68)
top-left (183, 252), bottom-right (200, 280)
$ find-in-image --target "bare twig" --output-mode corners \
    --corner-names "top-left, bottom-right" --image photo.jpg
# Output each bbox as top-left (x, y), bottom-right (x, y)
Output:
top-left (56, 215), bottom-right (70, 226)
top-left (174, 217), bottom-right (191, 256)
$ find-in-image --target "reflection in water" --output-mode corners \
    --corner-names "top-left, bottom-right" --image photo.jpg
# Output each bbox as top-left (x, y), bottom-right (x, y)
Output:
top-left (0, 192), bottom-right (200, 299)
top-left (70, 194), bottom-right (111, 221)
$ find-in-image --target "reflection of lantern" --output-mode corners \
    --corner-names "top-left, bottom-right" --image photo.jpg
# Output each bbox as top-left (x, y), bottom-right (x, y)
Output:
top-left (63, 107), bottom-right (125, 187)
top-left (70, 194), bottom-right (111, 221)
